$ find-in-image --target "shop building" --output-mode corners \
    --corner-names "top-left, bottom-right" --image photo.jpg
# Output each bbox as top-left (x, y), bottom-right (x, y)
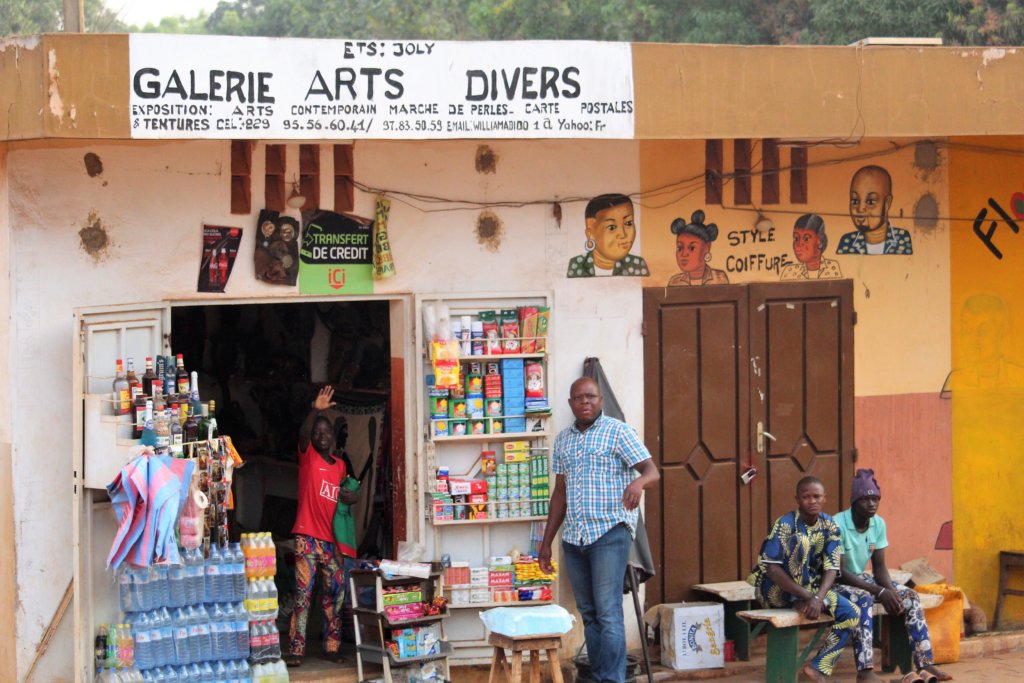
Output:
top-left (0, 33), bottom-right (1023, 681)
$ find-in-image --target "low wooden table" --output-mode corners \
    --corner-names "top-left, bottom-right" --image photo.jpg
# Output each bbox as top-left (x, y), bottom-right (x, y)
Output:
top-left (487, 632), bottom-right (564, 683)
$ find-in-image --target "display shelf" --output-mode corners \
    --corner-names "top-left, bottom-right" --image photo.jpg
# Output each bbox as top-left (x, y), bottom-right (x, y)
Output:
top-left (430, 515), bottom-right (547, 527)
top-left (447, 599), bottom-right (553, 609)
top-left (350, 566), bottom-right (451, 683)
top-left (416, 292), bottom-right (557, 662)
top-left (455, 353), bottom-right (547, 361)
top-left (431, 430), bottom-right (550, 443)
top-left (353, 606), bottom-right (450, 628)
top-left (357, 641), bottom-right (453, 666)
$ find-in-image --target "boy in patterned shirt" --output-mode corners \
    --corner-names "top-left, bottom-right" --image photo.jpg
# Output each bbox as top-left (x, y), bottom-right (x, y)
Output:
top-left (748, 476), bottom-right (860, 682)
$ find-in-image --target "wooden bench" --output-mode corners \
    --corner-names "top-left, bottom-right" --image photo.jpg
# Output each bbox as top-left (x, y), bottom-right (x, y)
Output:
top-left (737, 591), bottom-right (943, 683)
top-left (692, 571), bottom-right (912, 664)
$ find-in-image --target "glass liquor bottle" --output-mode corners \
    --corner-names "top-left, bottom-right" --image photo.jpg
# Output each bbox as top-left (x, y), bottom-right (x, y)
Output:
top-left (112, 360), bottom-right (130, 416)
top-left (176, 354), bottom-right (190, 396)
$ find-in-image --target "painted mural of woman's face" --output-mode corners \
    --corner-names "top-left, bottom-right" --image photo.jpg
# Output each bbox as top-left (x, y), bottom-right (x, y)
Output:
top-left (586, 201), bottom-right (636, 268)
top-left (793, 227), bottom-right (823, 264)
top-left (676, 233), bottom-right (709, 274)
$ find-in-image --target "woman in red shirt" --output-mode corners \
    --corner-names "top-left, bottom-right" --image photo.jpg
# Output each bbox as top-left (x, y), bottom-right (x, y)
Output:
top-left (286, 386), bottom-right (358, 667)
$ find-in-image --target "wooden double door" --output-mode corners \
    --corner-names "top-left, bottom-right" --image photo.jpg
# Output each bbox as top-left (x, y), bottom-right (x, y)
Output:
top-left (642, 280), bottom-right (855, 605)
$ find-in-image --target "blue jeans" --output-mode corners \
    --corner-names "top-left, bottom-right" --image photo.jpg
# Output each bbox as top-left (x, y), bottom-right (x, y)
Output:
top-left (562, 524), bottom-right (632, 683)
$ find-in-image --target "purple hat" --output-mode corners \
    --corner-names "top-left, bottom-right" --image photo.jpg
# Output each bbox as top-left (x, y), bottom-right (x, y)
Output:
top-left (851, 469), bottom-right (881, 503)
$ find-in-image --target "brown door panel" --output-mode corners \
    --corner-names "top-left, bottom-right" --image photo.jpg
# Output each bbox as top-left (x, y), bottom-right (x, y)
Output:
top-left (643, 286), bottom-right (750, 603)
top-left (749, 280), bottom-right (855, 559)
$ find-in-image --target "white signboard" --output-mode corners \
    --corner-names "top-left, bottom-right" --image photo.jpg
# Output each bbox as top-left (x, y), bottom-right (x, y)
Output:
top-left (128, 35), bottom-right (635, 139)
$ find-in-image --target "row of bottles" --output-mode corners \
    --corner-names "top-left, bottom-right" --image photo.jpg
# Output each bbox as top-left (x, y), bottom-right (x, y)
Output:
top-left (112, 355), bottom-right (219, 447)
top-left (240, 534), bottom-right (277, 579)
top-left (132, 604), bottom-right (250, 670)
top-left (119, 546), bottom-right (247, 612)
top-left (96, 624), bottom-right (135, 670)
top-left (96, 659), bottom-right (279, 683)
top-left (247, 621), bottom-right (281, 665)
top-left (243, 580), bottom-right (279, 620)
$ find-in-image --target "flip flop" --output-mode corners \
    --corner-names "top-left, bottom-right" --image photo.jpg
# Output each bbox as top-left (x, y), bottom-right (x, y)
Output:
top-left (284, 655), bottom-right (303, 668)
top-left (892, 674), bottom-right (922, 683)
top-left (917, 672), bottom-right (939, 683)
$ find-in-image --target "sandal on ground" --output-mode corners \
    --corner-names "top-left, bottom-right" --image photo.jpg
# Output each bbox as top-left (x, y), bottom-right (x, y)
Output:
top-left (922, 666), bottom-right (953, 682)
top-left (284, 655), bottom-right (303, 668)
top-left (892, 674), bottom-right (922, 683)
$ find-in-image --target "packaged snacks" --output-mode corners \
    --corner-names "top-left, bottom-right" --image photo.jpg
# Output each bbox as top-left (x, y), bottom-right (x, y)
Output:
top-left (450, 420), bottom-right (467, 436)
top-left (501, 309), bottom-right (521, 354)
top-left (481, 451), bottom-right (497, 474)
top-left (471, 320), bottom-right (485, 355)
top-left (525, 362), bottom-right (545, 399)
top-left (465, 374), bottom-right (483, 394)
top-left (433, 359), bottom-right (460, 390)
top-left (535, 307), bottom-right (550, 352)
top-left (449, 398), bottom-right (467, 418)
top-left (486, 398), bottom-right (503, 417)
top-left (430, 394), bottom-right (450, 418)
top-left (480, 311), bottom-right (502, 355)
top-left (519, 306), bottom-right (539, 353)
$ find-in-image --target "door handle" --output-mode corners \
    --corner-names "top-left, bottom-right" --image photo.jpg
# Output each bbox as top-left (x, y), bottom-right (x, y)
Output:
top-left (756, 421), bottom-right (776, 454)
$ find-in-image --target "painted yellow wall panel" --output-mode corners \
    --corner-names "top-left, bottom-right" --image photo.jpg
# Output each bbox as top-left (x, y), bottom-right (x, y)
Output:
top-left (638, 138), bottom-right (950, 397)
top-left (949, 136), bottom-right (1024, 622)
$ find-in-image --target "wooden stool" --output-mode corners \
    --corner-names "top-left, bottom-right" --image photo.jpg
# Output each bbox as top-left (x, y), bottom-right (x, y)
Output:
top-left (487, 632), bottom-right (564, 683)
top-left (993, 550), bottom-right (1024, 629)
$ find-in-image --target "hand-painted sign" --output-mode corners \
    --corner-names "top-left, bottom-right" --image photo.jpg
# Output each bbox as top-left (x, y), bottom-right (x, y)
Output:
top-left (299, 210), bottom-right (374, 295)
top-left (128, 35), bottom-right (634, 140)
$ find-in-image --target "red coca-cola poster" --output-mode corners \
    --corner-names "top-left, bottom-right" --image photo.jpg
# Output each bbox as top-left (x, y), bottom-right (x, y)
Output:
top-left (198, 225), bottom-right (243, 293)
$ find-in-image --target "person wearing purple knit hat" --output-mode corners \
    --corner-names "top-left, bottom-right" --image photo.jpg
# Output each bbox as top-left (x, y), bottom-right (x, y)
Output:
top-left (835, 469), bottom-right (952, 683)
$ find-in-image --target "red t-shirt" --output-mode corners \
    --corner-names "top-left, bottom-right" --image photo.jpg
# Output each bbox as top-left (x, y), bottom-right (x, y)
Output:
top-left (291, 443), bottom-right (347, 543)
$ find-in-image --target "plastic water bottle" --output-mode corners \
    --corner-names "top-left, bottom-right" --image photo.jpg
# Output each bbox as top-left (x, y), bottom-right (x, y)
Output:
top-left (168, 561), bottom-right (186, 609)
top-left (175, 665), bottom-right (190, 683)
top-left (205, 546), bottom-right (221, 603)
top-left (133, 612), bottom-right (152, 670)
top-left (171, 608), bottom-right (188, 666)
top-left (197, 605), bottom-right (213, 662)
top-left (235, 603), bottom-right (250, 660)
top-left (213, 661), bottom-right (227, 683)
top-left (237, 659), bottom-right (250, 683)
top-left (187, 663), bottom-right (202, 683)
top-left (158, 565), bottom-right (171, 610)
top-left (231, 544), bottom-right (246, 600)
top-left (118, 567), bottom-right (134, 612)
top-left (161, 608), bottom-right (176, 666)
top-left (265, 622), bottom-right (280, 661)
top-left (226, 603), bottom-right (241, 660)
top-left (265, 580), bottom-right (278, 620)
top-left (198, 661), bottom-right (213, 683)
top-left (151, 610), bottom-right (166, 668)
top-left (191, 549), bottom-right (206, 606)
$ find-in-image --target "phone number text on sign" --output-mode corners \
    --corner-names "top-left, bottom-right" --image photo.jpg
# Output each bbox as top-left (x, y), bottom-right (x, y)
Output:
top-left (128, 35), bottom-right (635, 140)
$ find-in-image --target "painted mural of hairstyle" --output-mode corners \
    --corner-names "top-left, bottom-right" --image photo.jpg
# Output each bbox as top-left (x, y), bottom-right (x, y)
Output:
top-left (794, 213), bottom-right (829, 252)
top-left (585, 193), bottom-right (633, 219)
top-left (670, 210), bottom-right (719, 244)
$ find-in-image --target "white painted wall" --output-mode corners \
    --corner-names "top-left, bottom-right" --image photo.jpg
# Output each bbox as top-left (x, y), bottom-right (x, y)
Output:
top-left (6, 137), bottom-right (646, 677)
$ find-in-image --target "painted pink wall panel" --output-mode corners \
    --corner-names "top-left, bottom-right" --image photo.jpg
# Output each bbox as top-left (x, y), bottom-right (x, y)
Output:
top-left (854, 393), bottom-right (953, 582)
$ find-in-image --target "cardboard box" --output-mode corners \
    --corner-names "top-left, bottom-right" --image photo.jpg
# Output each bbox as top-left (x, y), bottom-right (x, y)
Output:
top-left (658, 602), bottom-right (725, 671)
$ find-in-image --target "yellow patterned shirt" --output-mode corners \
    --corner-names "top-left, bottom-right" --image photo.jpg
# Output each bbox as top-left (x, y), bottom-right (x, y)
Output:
top-left (747, 511), bottom-right (843, 603)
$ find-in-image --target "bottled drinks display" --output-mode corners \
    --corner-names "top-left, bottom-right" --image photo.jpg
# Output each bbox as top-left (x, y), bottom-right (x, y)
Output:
top-left (105, 534), bottom-right (288, 681)
top-left (110, 354), bottom-right (222, 448)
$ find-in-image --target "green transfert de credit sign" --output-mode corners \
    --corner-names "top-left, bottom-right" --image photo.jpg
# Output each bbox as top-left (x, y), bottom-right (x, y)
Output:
top-left (299, 211), bottom-right (374, 295)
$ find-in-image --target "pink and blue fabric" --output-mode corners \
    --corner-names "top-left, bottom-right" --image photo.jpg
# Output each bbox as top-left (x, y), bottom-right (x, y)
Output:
top-left (107, 452), bottom-right (194, 568)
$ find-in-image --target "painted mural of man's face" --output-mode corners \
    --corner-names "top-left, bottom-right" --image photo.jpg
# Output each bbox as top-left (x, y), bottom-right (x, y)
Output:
top-left (849, 167), bottom-right (893, 239)
top-left (586, 201), bottom-right (636, 268)
top-left (792, 227), bottom-right (823, 264)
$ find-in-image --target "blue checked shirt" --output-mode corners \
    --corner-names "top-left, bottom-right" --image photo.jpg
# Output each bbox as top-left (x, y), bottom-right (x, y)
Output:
top-left (553, 413), bottom-right (652, 546)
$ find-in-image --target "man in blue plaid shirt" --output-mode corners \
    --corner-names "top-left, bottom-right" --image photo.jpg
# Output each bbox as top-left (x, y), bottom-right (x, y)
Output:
top-left (540, 377), bottom-right (660, 683)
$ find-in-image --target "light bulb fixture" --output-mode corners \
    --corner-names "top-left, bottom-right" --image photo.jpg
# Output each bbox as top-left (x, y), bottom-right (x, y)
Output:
top-left (286, 180), bottom-right (306, 209)
top-left (754, 211), bottom-right (774, 233)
